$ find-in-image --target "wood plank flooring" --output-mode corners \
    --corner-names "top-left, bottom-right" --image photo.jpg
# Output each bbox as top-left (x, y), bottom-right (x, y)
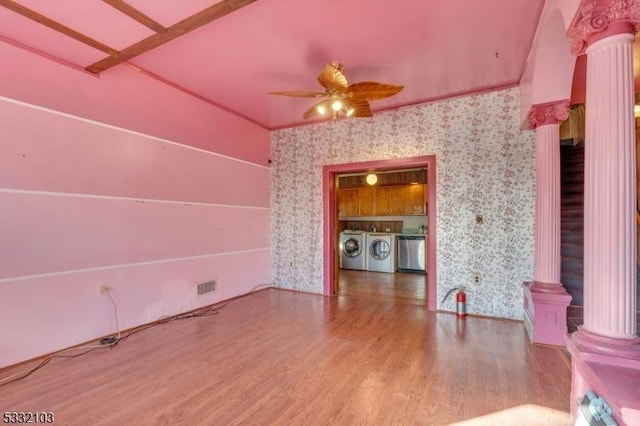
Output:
top-left (338, 269), bottom-right (427, 306)
top-left (0, 289), bottom-right (571, 425)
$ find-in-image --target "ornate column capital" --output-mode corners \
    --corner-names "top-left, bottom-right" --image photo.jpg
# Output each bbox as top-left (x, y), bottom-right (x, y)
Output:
top-left (568, 0), bottom-right (640, 55)
top-left (528, 101), bottom-right (570, 129)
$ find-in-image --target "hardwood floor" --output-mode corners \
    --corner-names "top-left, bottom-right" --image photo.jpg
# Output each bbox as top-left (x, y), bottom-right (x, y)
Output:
top-left (0, 289), bottom-right (571, 425)
top-left (338, 269), bottom-right (427, 306)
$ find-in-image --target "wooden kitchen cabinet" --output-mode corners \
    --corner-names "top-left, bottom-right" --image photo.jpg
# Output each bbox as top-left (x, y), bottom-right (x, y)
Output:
top-left (338, 184), bottom-right (427, 217)
top-left (389, 185), bottom-right (409, 215)
top-left (373, 186), bottom-right (391, 215)
top-left (406, 184), bottom-right (426, 214)
top-left (374, 185), bottom-right (410, 215)
top-left (338, 187), bottom-right (373, 217)
top-left (338, 188), bottom-right (358, 217)
top-left (358, 187), bottom-right (374, 215)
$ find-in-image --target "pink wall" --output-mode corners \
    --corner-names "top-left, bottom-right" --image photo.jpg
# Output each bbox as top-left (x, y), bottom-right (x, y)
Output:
top-left (0, 42), bottom-right (271, 368)
top-left (0, 40), bottom-right (269, 165)
top-left (0, 190), bottom-right (269, 279)
top-left (1, 251), bottom-right (270, 370)
top-left (519, 0), bottom-right (581, 127)
top-left (0, 98), bottom-right (268, 207)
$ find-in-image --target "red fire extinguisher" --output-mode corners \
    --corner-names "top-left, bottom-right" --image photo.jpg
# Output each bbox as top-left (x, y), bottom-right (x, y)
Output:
top-left (442, 287), bottom-right (468, 318)
top-left (456, 288), bottom-right (467, 318)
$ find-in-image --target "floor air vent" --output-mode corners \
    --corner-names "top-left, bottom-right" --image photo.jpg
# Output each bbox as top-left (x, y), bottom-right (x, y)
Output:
top-left (197, 280), bottom-right (216, 295)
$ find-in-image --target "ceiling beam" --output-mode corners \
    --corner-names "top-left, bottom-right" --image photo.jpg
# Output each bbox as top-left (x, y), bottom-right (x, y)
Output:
top-left (102, 0), bottom-right (166, 33)
top-left (0, 0), bottom-right (118, 55)
top-left (86, 0), bottom-right (259, 74)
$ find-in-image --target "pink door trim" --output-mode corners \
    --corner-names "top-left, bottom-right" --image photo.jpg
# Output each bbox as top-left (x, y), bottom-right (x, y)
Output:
top-left (322, 155), bottom-right (437, 311)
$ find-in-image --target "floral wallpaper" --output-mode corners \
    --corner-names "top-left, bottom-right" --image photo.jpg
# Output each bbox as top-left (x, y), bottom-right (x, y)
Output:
top-left (270, 87), bottom-right (535, 319)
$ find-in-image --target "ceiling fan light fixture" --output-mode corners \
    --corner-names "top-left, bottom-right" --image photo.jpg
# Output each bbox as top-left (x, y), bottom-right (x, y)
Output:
top-left (269, 62), bottom-right (403, 121)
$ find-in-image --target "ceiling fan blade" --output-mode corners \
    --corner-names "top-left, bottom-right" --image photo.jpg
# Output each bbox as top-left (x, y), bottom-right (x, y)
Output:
top-left (317, 62), bottom-right (348, 92)
top-left (345, 98), bottom-right (372, 117)
top-left (268, 91), bottom-right (327, 98)
top-left (269, 63), bottom-right (402, 120)
top-left (348, 81), bottom-right (404, 101)
top-left (303, 99), bottom-right (332, 119)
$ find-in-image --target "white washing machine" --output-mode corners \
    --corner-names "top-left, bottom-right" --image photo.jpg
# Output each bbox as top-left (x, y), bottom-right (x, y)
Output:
top-left (366, 233), bottom-right (397, 273)
top-left (339, 231), bottom-right (366, 270)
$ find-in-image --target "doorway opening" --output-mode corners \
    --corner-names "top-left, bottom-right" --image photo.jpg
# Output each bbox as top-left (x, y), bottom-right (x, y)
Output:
top-left (322, 155), bottom-right (437, 311)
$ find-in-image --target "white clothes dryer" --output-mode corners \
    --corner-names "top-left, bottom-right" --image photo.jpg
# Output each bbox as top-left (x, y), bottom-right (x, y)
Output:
top-left (366, 233), bottom-right (397, 273)
top-left (339, 231), bottom-right (366, 270)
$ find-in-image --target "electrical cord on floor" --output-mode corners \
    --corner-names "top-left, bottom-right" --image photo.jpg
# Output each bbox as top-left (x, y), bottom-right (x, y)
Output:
top-left (104, 287), bottom-right (121, 341)
top-left (0, 344), bottom-right (111, 387)
top-left (0, 287), bottom-right (123, 387)
top-left (0, 283), bottom-right (272, 387)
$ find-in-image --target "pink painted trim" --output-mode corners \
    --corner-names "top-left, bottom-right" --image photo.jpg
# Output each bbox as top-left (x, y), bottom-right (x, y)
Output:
top-left (372, 82), bottom-right (520, 115)
top-left (566, 333), bottom-right (640, 425)
top-left (587, 21), bottom-right (637, 47)
top-left (531, 280), bottom-right (567, 293)
top-left (0, 35), bottom-right (96, 76)
top-left (272, 82), bottom-right (520, 131)
top-left (528, 100), bottom-right (570, 129)
top-left (524, 281), bottom-right (572, 346)
top-left (567, 0), bottom-right (589, 53)
top-left (571, 327), bottom-right (640, 357)
top-left (567, 0), bottom-right (640, 55)
top-left (322, 155), bottom-right (437, 311)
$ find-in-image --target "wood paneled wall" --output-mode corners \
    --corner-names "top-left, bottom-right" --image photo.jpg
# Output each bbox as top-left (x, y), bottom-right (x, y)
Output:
top-left (339, 169), bottom-right (426, 188)
top-left (339, 220), bottom-right (403, 233)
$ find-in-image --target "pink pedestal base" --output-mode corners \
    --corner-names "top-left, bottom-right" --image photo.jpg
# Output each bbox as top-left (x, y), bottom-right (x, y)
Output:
top-left (522, 281), bottom-right (572, 346)
top-left (566, 329), bottom-right (640, 425)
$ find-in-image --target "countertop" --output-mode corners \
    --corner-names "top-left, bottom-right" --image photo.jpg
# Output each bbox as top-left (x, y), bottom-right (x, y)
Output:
top-left (342, 230), bottom-right (426, 237)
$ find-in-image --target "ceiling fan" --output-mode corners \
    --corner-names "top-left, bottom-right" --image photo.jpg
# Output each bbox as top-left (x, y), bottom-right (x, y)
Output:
top-left (269, 62), bottom-right (404, 120)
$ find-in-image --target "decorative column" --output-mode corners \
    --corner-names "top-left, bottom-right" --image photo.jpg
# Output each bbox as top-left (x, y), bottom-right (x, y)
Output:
top-left (531, 102), bottom-right (569, 287)
top-left (522, 102), bottom-right (572, 346)
top-left (565, 1), bottom-right (640, 424)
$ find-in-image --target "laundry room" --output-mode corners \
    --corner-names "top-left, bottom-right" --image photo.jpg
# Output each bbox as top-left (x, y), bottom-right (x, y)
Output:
top-left (337, 168), bottom-right (428, 304)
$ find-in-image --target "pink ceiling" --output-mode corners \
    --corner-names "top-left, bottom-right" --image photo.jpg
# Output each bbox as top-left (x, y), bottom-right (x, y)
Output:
top-left (0, 0), bottom-right (546, 129)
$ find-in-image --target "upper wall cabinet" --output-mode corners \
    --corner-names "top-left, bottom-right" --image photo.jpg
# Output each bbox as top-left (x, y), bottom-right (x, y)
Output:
top-left (338, 184), bottom-right (426, 218)
top-left (406, 184), bottom-right (427, 214)
top-left (374, 185), bottom-right (416, 215)
top-left (338, 187), bottom-right (374, 217)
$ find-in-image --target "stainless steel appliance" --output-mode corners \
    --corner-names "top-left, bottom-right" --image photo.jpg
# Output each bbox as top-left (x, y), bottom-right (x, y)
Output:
top-left (398, 235), bottom-right (426, 272)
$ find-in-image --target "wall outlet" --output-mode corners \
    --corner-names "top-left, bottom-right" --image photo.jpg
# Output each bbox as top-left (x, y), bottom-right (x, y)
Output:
top-left (473, 274), bottom-right (480, 284)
